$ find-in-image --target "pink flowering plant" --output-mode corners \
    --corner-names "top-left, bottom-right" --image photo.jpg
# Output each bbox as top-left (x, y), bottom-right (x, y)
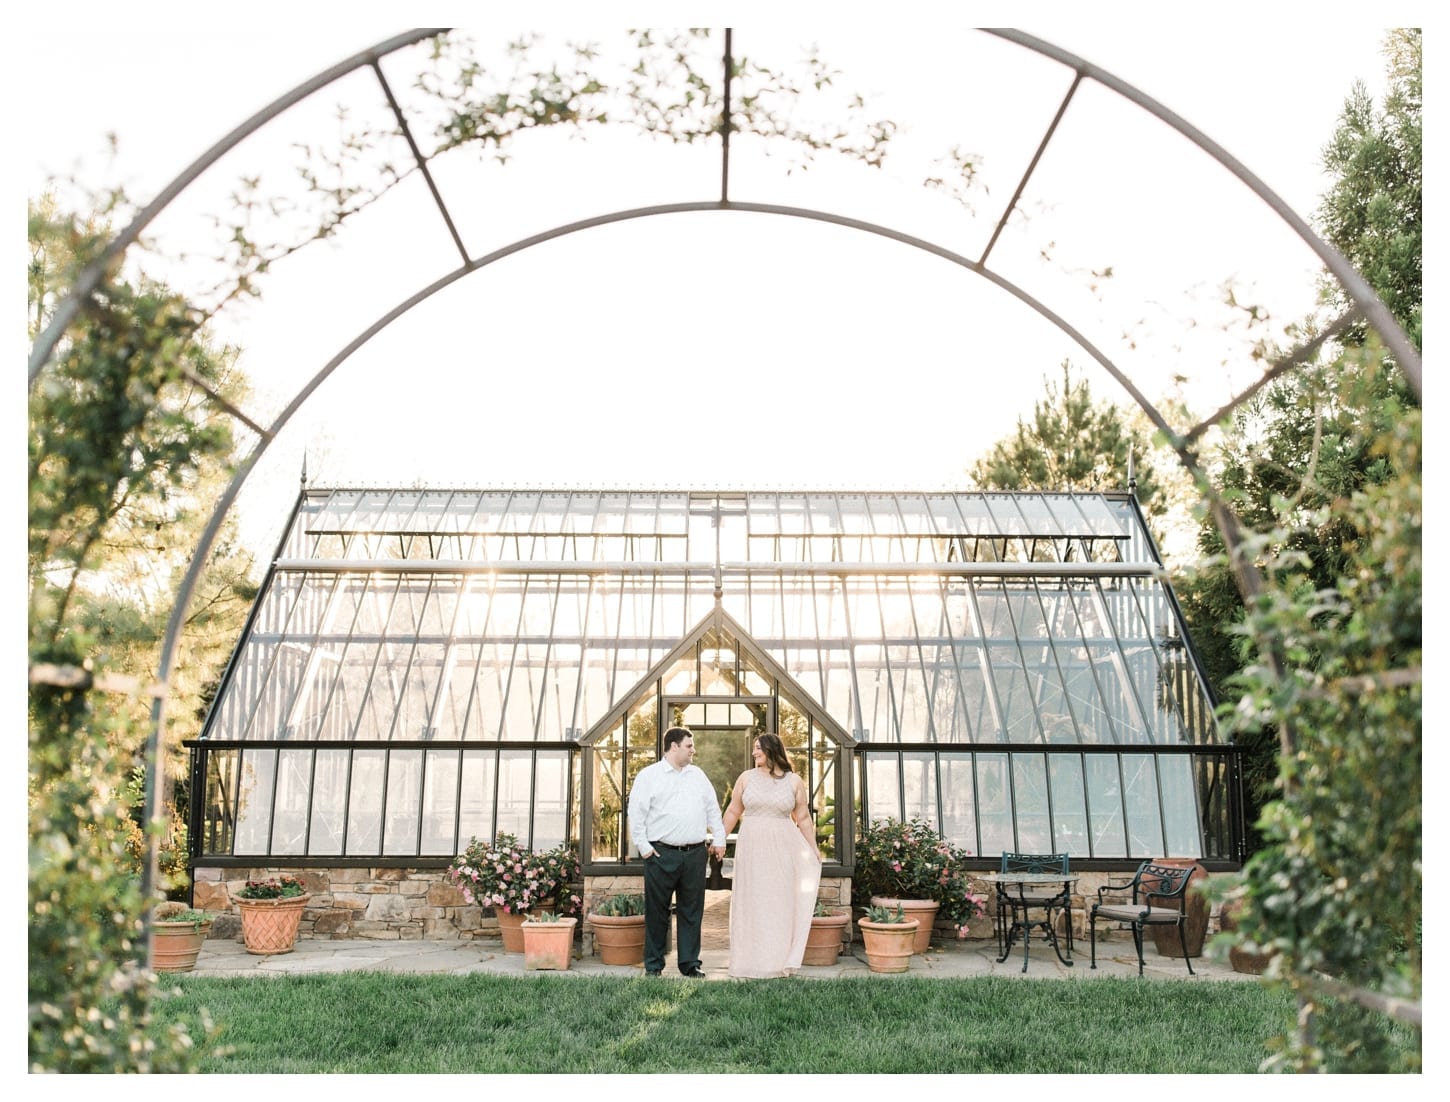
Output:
top-left (853, 816), bottom-right (986, 933)
top-left (448, 832), bottom-right (582, 917)
top-left (235, 873), bottom-right (306, 899)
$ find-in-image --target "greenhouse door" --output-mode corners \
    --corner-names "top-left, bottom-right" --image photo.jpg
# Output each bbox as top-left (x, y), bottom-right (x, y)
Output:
top-left (667, 698), bottom-right (773, 880)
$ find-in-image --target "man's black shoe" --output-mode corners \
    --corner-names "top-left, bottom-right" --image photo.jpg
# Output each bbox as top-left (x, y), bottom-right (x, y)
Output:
top-left (645, 970), bottom-right (662, 977)
top-left (681, 968), bottom-right (706, 978)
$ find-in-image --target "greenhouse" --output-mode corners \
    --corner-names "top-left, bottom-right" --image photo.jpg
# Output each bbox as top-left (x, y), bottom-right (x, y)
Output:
top-left (187, 485), bottom-right (1243, 925)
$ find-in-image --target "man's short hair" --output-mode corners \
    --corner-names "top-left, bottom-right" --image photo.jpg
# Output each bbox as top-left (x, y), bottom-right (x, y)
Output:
top-left (663, 726), bottom-right (692, 751)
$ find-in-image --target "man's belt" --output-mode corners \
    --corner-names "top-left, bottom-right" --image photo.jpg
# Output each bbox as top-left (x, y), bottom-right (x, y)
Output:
top-left (650, 840), bottom-right (705, 851)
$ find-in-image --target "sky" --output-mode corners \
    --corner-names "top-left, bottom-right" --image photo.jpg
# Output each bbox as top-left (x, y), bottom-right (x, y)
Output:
top-left (16, 5), bottom-right (1427, 566)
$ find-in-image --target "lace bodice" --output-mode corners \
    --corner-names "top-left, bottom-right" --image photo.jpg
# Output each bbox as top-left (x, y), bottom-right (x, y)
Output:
top-left (742, 770), bottom-right (797, 819)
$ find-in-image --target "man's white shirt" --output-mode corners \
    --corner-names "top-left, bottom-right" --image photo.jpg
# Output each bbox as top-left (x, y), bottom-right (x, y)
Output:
top-left (627, 759), bottom-right (726, 857)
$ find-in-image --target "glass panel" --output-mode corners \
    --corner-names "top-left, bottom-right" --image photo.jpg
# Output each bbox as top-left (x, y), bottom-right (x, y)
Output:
top-left (1048, 755), bottom-right (1090, 857)
top-left (421, 749), bottom-right (461, 856)
top-left (864, 754), bottom-right (901, 823)
top-left (660, 649), bottom-right (699, 696)
top-left (1159, 755), bottom-right (1202, 857)
top-left (201, 749), bottom-right (238, 855)
top-left (623, 704), bottom-right (659, 861)
top-left (1122, 753), bottom-right (1165, 856)
top-left (939, 753), bottom-right (978, 855)
top-left (458, 749), bottom-right (498, 845)
top-left (1085, 754), bottom-right (1127, 857)
top-left (809, 722), bottom-right (837, 861)
top-left (307, 749), bottom-right (349, 856)
top-left (976, 752), bottom-right (1014, 858)
top-left (497, 750), bottom-right (534, 840)
top-left (233, 748), bottom-right (277, 855)
top-left (271, 749), bottom-right (312, 856)
top-left (986, 639), bottom-right (1037, 741)
top-left (777, 696), bottom-right (810, 769)
top-left (345, 749), bottom-right (386, 854)
top-left (533, 751), bottom-right (570, 850)
top-left (592, 723), bottom-right (626, 862)
top-left (383, 749), bottom-right (423, 855)
top-left (902, 751), bottom-right (939, 830)
top-left (1012, 753), bottom-right (1052, 852)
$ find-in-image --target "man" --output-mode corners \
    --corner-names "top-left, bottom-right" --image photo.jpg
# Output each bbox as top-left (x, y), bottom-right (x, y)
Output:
top-left (626, 726), bottom-right (728, 977)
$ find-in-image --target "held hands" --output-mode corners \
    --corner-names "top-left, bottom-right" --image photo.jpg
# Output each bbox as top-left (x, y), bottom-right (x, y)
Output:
top-left (709, 845), bottom-right (727, 859)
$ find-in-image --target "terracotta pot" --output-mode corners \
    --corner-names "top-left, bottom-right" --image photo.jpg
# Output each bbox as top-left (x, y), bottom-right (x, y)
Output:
top-left (870, 897), bottom-right (939, 953)
top-left (236, 894), bottom-right (309, 955)
top-left (521, 917), bottom-right (577, 971)
top-left (152, 919), bottom-right (212, 973)
top-left (1219, 896), bottom-right (1277, 975)
top-left (495, 899), bottom-right (556, 953)
top-left (858, 917), bottom-right (919, 973)
top-left (802, 911), bottom-right (851, 966)
top-left (588, 913), bottom-right (647, 965)
top-left (1147, 858), bottom-right (1210, 958)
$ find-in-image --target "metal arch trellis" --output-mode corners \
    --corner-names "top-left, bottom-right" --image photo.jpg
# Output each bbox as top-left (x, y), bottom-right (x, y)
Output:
top-left (26, 27), bottom-right (1420, 965)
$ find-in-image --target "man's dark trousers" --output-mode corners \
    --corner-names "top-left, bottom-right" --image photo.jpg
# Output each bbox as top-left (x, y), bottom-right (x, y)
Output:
top-left (643, 844), bottom-right (707, 974)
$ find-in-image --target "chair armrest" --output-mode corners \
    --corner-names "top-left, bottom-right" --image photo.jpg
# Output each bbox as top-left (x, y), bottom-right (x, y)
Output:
top-left (1095, 877), bottom-right (1137, 903)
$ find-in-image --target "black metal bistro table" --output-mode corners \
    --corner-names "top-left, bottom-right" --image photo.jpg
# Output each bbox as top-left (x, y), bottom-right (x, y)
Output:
top-left (980, 871), bottom-right (1079, 973)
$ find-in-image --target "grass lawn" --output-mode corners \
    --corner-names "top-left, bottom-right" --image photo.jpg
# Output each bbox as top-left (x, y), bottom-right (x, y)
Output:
top-left (152, 972), bottom-right (1327, 1074)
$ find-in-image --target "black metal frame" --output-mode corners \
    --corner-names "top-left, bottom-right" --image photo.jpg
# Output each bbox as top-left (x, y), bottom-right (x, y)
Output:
top-left (995, 852), bottom-right (1073, 964)
top-left (1088, 859), bottom-right (1198, 976)
top-left (858, 743), bottom-right (1246, 870)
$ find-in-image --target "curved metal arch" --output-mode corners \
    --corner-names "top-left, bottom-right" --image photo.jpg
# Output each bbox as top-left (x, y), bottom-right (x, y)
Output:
top-left (26, 28), bottom-right (1420, 946)
top-left (986, 29), bottom-right (1421, 394)
top-left (156, 195), bottom-right (1175, 743)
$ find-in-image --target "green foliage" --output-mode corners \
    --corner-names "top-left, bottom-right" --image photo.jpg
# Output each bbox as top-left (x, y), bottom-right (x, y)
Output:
top-left (591, 893), bottom-right (646, 918)
top-left (1173, 40), bottom-right (1422, 1073)
top-left (153, 903), bottom-right (210, 925)
top-left (27, 201), bottom-right (249, 1071)
top-left (1315, 29), bottom-right (1421, 347)
top-left (864, 903), bottom-right (909, 924)
top-left (968, 360), bottom-right (1166, 515)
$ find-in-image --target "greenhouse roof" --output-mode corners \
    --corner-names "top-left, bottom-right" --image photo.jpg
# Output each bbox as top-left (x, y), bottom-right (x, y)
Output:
top-left (205, 487), bottom-right (1215, 750)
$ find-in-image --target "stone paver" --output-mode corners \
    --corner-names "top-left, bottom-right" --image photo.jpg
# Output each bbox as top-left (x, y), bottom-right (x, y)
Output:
top-left (190, 931), bottom-right (1253, 983)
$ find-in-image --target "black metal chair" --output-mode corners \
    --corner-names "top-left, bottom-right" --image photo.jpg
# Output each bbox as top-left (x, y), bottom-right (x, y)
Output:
top-left (1088, 860), bottom-right (1197, 976)
top-left (996, 852), bottom-right (1073, 961)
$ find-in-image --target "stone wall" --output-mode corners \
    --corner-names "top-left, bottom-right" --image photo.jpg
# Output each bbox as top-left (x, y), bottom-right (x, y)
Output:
top-left (192, 867), bottom-right (499, 943)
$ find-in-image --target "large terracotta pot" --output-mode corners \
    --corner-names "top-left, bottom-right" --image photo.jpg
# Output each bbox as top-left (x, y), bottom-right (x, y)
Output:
top-left (521, 917), bottom-right (577, 971)
top-left (802, 911), bottom-right (851, 966)
top-left (152, 919), bottom-right (212, 973)
top-left (588, 913), bottom-right (647, 965)
top-left (237, 895), bottom-right (309, 955)
top-left (870, 897), bottom-right (939, 953)
top-left (1148, 858), bottom-right (1210, 958)
top-left (858, 917), bottom-right (919, 973)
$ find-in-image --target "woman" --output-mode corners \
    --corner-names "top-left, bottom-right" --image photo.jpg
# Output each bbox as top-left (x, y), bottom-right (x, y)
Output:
top-left (721, 732), bottom-right (823, 978)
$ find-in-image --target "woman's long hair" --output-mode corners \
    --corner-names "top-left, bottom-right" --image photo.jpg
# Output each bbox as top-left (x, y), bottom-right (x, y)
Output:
top-left (756, 732), bottom-right (793, 776)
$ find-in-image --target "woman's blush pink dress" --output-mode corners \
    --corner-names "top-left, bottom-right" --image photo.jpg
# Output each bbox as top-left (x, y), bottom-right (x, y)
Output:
top-left (727, 771), bottom-right (821, 978)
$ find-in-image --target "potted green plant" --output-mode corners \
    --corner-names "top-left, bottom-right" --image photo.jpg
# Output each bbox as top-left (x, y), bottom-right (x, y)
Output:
top-left (233, 874), bottom-right (309, 955)
top-left (520, 910), bottom-right (579, 970)
top-left (448, 833), bottom-right (582, 952)
top-left (857, 902), bottom-right (919, 973)
top-left (151, 901), bottom-right (212, 973)
top-left (854, 816), bottom-right (986, 952)
top-left (802, 901), bottom-right (850, 966)
top-left (587, 892), bottom-right (647, 965)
